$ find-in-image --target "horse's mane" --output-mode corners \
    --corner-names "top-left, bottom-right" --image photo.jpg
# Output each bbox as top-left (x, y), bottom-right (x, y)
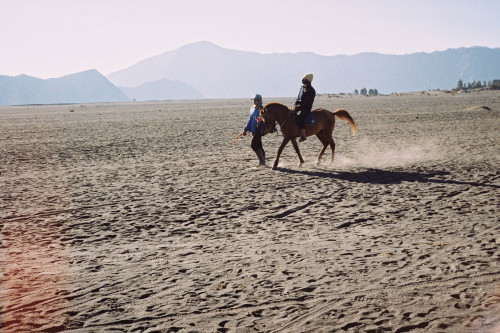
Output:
top-left (263, 102), bottom-right (290, 111)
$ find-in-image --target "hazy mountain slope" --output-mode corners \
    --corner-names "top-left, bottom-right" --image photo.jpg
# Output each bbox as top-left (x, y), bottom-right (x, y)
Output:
top-left (119, 79), bottom-right (204, 101)
top-left (0, 70), bottom-right (129, 105)
top-left (107, 42), bottom-right (500, 97)
top-left (107, 42), bottom-right (326, 98)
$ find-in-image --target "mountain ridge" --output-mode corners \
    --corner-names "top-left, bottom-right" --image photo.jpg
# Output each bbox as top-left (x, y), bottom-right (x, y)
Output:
top-left (107, 42), bottom-right (500, 98)
top-left (1, 43), bottom-right (499, 105)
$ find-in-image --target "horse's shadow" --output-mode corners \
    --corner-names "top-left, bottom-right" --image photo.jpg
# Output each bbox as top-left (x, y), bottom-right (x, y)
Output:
top-left (277, 167), bottom-right (499, 188)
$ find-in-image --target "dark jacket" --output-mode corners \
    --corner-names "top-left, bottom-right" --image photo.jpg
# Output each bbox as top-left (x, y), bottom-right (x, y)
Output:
top-left (294, 84), bottom-right (316, 114)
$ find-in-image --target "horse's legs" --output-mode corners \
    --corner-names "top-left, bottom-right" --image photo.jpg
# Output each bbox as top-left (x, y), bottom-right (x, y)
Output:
top-left (291, 138), bottom-right (305, 167)
top-left (322, 126), bottom-right (336, 164)
top-left (272, 137), bottom-right (291, 170)
top-left (329, 137), bottom-right (336, 164)
top-left (316, 131), bottom-right (329, 165)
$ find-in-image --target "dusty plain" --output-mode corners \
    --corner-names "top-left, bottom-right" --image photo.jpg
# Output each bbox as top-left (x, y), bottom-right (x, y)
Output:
top-left (1, 90), bottom-right (500, 332)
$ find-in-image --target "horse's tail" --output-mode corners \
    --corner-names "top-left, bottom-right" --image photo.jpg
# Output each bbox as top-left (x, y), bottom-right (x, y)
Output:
top-left (332, 109), bottom-right (356, 136)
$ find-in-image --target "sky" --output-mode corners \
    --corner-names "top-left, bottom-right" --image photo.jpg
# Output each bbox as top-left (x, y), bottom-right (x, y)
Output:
top-left (1, 0), bottom-right (499, 79)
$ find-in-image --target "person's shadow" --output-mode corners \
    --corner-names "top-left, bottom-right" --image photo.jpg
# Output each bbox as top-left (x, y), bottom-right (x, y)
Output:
top-left (277, 167), bottom-right (499, 188)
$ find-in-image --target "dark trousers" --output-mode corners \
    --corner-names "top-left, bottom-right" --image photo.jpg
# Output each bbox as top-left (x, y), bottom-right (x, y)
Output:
top-left (296, 111), bottom-right (310, 130)
top-left (251, 128), bottom-right (263, 152)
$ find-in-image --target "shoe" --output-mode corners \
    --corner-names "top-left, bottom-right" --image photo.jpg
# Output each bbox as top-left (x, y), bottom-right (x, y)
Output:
top-left (299, 136), bottom-right (307, 142)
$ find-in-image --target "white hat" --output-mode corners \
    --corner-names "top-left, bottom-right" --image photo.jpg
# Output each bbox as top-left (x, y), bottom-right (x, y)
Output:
top-left (302, 73), bottom-right (314, 83)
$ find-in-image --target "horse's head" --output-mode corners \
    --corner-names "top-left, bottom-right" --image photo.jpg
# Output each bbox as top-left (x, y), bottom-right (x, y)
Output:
top-left (259, 105), bottom-right (277, 136)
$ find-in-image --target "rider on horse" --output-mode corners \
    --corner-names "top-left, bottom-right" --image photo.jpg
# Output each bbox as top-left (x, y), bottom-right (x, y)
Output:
top-left (291, 73), bottom-right (316, 142)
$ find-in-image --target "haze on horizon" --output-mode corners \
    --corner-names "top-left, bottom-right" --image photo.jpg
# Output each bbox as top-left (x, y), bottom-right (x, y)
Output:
top-left (1, 0), bottom-right (499, 79)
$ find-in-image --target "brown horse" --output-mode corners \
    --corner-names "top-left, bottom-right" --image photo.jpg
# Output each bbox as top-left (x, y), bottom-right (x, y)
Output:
top-left (260, 103), bottom-right (356, 170)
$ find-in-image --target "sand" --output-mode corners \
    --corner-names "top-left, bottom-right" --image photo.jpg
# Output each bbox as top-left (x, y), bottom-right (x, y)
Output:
top-left (1, 91), bottom-right (499, 332)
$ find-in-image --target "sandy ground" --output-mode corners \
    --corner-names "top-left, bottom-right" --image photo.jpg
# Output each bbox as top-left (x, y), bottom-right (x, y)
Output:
top-left (1, 91), bottom-right (499, 332)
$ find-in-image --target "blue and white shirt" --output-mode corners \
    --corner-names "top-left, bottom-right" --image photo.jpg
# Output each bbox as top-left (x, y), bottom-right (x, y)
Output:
top-left (244, 104), bottom-right (263, 134)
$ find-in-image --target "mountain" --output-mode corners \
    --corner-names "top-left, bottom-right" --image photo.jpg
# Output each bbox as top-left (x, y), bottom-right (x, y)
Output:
top-left (3, 43), bottom-right (498, 105)
top-left (0, 70), bottom-right (129, 105)
top-left (119, 78), bottom-right (204, 101)
top-left (107, 42), bottom-right (500, 97)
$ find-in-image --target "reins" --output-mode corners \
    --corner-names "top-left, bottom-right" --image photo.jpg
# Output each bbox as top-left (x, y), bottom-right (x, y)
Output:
top-left (276, 109), bottom-right (294, 135)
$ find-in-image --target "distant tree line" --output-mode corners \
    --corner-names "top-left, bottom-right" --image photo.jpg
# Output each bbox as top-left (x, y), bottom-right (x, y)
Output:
top-left (455, 79), bottom-right (500, 90)
top-left (354, 88), bottom-right (378, 96)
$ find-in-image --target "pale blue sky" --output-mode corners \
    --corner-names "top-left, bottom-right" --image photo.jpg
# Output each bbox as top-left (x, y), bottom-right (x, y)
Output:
top-left (1, 0), bottom-right (499, 78)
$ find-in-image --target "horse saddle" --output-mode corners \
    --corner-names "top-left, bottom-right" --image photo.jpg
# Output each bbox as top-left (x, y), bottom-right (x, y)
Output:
top-left (293, 112), bottom-right (316, 125)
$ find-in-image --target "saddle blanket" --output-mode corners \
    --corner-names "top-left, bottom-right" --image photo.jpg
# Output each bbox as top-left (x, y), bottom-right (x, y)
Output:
top-left (293, 112), bottom-right (316, 125)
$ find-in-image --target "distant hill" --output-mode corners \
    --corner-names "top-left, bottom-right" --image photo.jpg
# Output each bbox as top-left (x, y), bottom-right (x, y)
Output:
top-left (0, 70), bottom-right (129, 105)
top-left (119, 79), bottom-right (204, 101)
top-left (107, 42), bottom-right (500, 97)
top-left (3, 43), bottom-right (499, 104)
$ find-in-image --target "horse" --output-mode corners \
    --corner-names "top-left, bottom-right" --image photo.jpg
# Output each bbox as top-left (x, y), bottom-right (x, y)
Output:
top-left (260, 103), bottom-right (356, 170)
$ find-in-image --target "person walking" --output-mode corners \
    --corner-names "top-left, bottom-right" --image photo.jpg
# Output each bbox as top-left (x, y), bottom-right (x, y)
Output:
top-left (242, 94), bottom-right (266, 166)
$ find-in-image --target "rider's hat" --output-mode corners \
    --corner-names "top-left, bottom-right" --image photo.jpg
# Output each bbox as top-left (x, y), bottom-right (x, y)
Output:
top-left (302, 73), bottom-right (314, 83)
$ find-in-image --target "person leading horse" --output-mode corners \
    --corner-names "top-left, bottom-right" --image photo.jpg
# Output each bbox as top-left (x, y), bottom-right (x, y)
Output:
top-left (241, 93), bottom-right (266, 167)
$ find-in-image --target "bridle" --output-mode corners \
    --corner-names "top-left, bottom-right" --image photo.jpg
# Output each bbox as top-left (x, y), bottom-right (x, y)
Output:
top-left (260, 105), bottom-right (293, 136)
